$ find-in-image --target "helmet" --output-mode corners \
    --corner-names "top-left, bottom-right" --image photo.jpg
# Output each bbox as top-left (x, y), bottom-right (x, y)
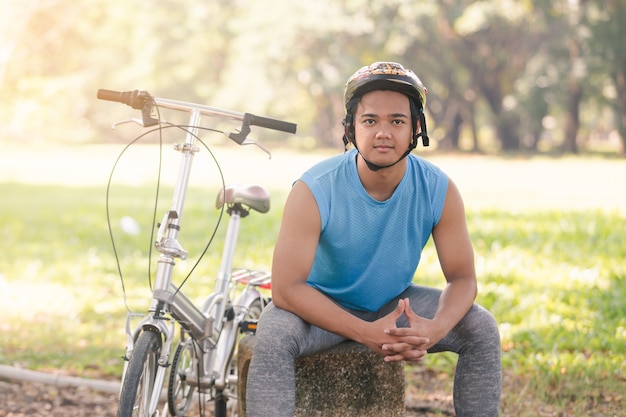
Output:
top-left (343, 62), bottom-right (427, 112)
top-left (342, 62), bottom-right (430, 150)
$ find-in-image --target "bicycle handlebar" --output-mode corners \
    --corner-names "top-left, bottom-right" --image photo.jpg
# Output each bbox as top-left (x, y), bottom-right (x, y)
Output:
top-left (97, 89), bottom-right (297, 142)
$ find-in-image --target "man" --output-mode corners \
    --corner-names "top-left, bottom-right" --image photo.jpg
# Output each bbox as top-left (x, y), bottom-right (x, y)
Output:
top-left (246, 62), bottom-right (501, 416)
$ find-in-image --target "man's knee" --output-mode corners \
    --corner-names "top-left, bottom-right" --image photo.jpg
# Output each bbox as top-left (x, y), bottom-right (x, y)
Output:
top-left (462, 304), bottom-right (501, 347)
top-left (254, 303), bottom-right (306, 357)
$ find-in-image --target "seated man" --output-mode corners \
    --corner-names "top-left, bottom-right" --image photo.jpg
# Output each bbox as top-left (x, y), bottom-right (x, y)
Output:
top-left (246, 62), bottom-right (502, 417)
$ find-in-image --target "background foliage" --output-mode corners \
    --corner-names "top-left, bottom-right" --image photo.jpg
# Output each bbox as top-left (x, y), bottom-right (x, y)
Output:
top-left (1, 0), bottom-right (625, 414)
top-left (1, 0), bottom-right (625, 154)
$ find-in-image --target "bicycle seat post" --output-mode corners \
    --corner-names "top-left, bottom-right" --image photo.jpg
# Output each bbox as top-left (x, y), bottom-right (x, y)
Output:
top-left (210, 204), bottom-right (244, 328)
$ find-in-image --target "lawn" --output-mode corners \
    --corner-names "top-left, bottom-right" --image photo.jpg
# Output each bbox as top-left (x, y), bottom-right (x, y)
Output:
top-left (1, 143), bottom-right (624, 415)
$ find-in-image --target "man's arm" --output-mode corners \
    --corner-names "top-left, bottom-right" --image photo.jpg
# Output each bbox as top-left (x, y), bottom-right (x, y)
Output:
top-left (383, 179), bottom-right (477, 360)
top-left (429, 178), bottom-right (478, 336)
top-left (271, 180), bottom-right (420, 355)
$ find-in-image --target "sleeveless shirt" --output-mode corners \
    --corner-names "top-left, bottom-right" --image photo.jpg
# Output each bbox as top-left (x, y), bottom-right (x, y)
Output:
top-left (300, 148), bottom-right (449, 312)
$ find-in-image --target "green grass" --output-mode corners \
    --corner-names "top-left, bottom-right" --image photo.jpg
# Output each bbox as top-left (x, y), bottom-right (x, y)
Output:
top-left (1, 156), bottom-right (625, 414)
top-left (414, 208), bottom-right (626, 412)
top-left (0, 182), bottom-right (284, 377)
top-left (483, 211), bottom-right (621, 405)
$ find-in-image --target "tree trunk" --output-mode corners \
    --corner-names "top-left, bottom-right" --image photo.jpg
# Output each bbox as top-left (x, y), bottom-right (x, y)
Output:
top-left (616, 64), bottom-right (626, 156)
top-left (450, 111), bottom-right (463, 150)
top-left (563, 79), bottom-right (582, 154)
top-left (463, 99), bottom-right (480, 152)
top-left (496, 113), bottom-right (521, 151)
top-left (440, 107), bottom-right (463, 150)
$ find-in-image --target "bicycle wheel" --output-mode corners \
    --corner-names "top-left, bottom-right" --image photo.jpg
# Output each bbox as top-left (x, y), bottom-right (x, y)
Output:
top-left (117, 330), bottom-right (162, 417)
top-left (215, 298), bottom-right (263, 417)
top-left (167, 338), bottom-right (196, 417)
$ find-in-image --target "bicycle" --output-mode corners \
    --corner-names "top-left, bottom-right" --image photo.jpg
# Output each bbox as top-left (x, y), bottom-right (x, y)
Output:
top-left (97, 89), bottom-right (297, 417)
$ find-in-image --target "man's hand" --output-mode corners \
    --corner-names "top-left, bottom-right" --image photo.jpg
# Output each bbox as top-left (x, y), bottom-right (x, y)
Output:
top-left (380, 299), bottom-right (438, 363)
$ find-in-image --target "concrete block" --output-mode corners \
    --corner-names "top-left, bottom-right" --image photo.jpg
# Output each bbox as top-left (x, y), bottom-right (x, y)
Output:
top-left (238, 336), bottom-right (405, 416)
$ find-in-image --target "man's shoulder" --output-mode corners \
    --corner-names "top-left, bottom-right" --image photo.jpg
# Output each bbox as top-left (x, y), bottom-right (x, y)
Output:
top-left (303, 150), bottom-right (354, 179)
top-left (408, 153), bottom-right (445, 177)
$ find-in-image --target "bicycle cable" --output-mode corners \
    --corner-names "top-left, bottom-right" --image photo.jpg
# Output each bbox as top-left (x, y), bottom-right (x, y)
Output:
top-left (105, 99), bottom-right (228, 313)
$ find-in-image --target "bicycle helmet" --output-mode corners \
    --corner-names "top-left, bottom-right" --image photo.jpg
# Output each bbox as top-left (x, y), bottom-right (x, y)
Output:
top-left (342, 62), bottom-right (430, 162)
top-left (343, 62), bottom-right (427, 111)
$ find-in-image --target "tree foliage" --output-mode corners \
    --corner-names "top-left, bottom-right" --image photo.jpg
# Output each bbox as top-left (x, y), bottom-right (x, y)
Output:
top-left (0, 0), bottom-right (624, 155)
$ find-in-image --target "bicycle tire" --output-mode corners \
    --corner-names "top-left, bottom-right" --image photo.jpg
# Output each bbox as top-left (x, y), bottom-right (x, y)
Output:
top-left (117, 330), bottom-right (162, 417)
top-left (167, 339), bottom-right (196, 417)
top-left (215, 298), bottom-right (264, 417)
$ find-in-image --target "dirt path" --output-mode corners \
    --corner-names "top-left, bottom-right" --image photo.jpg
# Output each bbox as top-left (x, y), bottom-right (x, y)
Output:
top-left (0, 379), bottom-right (117, 417)
top-left (0, 376), bottom-right (453, 417)
top-left (3, 368), bottom-right (619, 416)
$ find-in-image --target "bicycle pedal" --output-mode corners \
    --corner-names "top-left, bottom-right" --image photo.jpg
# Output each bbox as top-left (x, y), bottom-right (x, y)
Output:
top-left (239, 320), bottom-right (258, 334)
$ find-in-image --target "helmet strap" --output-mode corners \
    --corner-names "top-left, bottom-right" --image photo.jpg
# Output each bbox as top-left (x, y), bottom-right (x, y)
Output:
top-left (356, 146), bottom-right (412, 172)
top-left (419, 110), bottom-right (429, 147)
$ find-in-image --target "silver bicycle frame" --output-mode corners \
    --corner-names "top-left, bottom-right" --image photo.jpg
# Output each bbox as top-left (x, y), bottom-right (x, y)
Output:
top-left (118, 101), bottom-right (266, 416)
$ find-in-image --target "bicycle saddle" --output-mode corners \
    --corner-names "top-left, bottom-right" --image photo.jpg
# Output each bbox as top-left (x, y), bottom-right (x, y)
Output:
top-left (216, 184), bottom-right (270, 213)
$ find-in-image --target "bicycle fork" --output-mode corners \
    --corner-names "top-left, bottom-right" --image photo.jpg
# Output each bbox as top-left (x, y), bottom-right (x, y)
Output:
top-left (119, 310), bottom-right (176, 416)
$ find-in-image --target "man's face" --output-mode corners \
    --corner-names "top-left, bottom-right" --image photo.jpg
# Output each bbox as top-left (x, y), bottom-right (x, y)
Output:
top-left (353, 89), bottom-right (414, 168)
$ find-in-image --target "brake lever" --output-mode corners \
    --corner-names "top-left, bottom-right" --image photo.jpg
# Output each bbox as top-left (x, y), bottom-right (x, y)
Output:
top-left (111, 118), bottom-right (145, 129)
top-left (112, 118), bottom-right (169, 129)
top-left (241, 138), bottom-right (272, 159)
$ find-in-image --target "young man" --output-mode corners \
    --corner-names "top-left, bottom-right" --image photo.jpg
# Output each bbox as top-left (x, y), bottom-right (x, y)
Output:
top-left (246, 62), bottom-right (502, 416)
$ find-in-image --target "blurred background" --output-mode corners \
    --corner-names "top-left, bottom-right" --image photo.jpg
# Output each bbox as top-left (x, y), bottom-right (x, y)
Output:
top-left (1, 1), bottom-right (625, 415)
top-left (1, 0), bottom-right (625, 155)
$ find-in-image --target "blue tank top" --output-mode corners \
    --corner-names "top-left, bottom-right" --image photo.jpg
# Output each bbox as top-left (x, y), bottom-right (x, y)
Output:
top-left (300, 149), bottom-right (448, 312)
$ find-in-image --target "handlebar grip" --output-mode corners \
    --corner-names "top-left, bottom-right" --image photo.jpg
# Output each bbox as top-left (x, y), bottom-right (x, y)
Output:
top-left (97, 89), bottom-right (151, 110)
top-left (246, 113), bottom-right (297, 134)
top-left (97, 89), bottom-right (124, 102)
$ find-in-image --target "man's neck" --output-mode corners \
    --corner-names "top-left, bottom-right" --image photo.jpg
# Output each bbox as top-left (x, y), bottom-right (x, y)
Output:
top-left (356, 154), bottom-right (406, 201)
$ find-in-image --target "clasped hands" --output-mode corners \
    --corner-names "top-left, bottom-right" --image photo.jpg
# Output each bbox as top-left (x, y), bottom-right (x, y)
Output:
top-left (369, 298), bottom-right (437, 363)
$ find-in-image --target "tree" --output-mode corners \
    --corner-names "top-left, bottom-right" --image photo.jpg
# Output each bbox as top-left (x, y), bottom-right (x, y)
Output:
top-left (0, 0), bottom-right (246, 143)
top-left (2, 0), bottom-right (624, 156)
top-left (529, 0), bottom-right (587, 154)
top-left (0, 0), bottom-right (41, 88)
top-left (586, 0), bottom-right (626, 155)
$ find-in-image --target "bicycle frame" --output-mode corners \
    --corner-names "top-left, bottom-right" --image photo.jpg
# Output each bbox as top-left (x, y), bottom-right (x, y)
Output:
top-left (99, 89), bottom-right (296, 417)
top-left (122, 199), bottom-right (264, 416)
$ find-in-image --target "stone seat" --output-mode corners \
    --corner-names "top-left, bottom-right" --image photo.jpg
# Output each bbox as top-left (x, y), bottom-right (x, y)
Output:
top-left (237, 336), bottom-right (405, 416)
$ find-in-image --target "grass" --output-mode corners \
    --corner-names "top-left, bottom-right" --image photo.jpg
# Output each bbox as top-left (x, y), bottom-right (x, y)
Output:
top-left (1, 145), bottom-right (625, 415)
top-left (415, 209), bottom-right (626, 414)
top-left (0, 182), bottom-right (283, 377)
